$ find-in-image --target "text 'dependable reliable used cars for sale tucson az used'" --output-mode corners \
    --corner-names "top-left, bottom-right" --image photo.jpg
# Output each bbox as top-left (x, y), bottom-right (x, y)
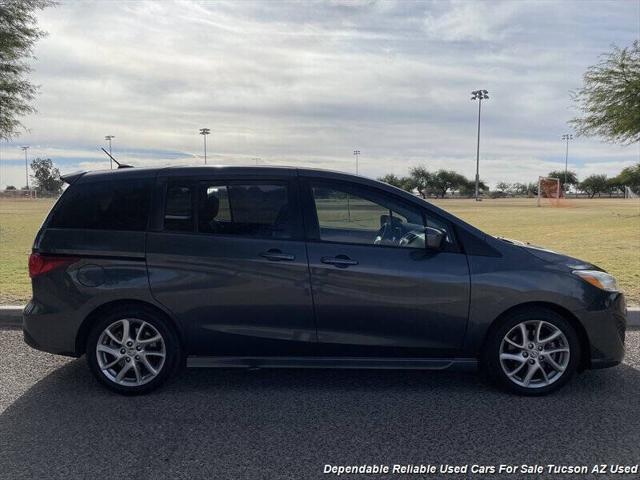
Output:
top-left (23, 166), bottom-right (626, 395)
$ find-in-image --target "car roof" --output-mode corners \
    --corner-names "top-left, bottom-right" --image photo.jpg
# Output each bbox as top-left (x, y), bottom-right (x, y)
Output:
top-left (69, 164), bottom-right (368, 183)
top-left (70, 164), bottom-right (404, 198)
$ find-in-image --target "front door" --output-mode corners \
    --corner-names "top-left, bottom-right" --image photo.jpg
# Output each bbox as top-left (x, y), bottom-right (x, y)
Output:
top-left (147, 176), bottom-right (317, 356)
top-left (302, 179), bottom-right (470, 357)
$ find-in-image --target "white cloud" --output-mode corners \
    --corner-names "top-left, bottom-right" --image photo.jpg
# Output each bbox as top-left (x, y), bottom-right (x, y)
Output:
top-left (423, 0), bottom-right (523, 42)
top-left (0, 0), bottom-right (638, 189)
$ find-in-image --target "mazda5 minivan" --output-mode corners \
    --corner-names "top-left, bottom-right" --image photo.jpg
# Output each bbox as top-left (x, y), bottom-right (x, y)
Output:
top-left (24, 166), bottom-right (626, 395)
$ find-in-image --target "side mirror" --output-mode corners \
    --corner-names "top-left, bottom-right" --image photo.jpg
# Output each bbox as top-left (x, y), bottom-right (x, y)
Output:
top-left (425, 227), bottom-right (444, 250)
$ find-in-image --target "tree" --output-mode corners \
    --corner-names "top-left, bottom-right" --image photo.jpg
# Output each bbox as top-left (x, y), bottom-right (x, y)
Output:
top-left (570, 41), bottom-right (640, 145)
top-left (547, 170), bottom-right (578, 190)
top-left (495, 182), bottom-right (511, 194)
top-left (30, 157), bottom-right (62, 194)
top-left (579, 174), bottom-right (609, 198)
top-left (0, 0), bottom-right (53, 140)
top-left (616, 162), bottom-right (640, 192)
top-left (430, 170), bottom-right (468, 198)
top-left (408, 166), bottom-right (434, 198)
top-left (378, 173), bottom-right (401, 187)
top-left (377, 174), bottom-right (415, 193)
top-left (511, 182), bottom-right (528, 196)
top-left (606, 177), bottom-right (624, 197)
top-left (459, 179), bottom-right (488, 197)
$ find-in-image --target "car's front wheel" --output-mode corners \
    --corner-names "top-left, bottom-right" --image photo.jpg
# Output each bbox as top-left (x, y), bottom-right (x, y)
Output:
top-left (86, 306), bottom-right (181, 394)
top-left (484, 308), bottom-right (581, 395)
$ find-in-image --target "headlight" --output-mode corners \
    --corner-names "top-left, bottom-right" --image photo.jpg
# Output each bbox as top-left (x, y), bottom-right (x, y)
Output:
top-left (572, 270), bottom-right (619, 292)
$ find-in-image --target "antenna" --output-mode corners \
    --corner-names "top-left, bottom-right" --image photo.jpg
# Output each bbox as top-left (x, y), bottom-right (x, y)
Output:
top-left (100, 148), bottom-right (133, 169)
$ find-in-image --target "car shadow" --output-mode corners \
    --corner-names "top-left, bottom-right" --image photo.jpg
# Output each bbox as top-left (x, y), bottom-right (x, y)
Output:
top-left (1, 359), bottom-right (639, 479)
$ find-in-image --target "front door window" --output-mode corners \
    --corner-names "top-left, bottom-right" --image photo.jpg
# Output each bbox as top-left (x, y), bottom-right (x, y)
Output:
top-left (311, 183), bottom-right (454, 250)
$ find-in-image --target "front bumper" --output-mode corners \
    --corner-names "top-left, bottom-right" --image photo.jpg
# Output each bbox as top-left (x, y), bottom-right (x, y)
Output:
top-left (576, 292), bottom-right (626, 369)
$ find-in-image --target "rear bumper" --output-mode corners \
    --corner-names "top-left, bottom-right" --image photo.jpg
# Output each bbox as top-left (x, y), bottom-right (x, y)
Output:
top-left (576, 293), bottom-right (626, 369)
top-left (22, 300), bottom-right (81, 357)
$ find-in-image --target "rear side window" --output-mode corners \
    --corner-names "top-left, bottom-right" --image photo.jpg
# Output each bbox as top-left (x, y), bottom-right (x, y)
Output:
top-left (198, 183), bottom-right (292, 238)
top-left (49, 179), bottom-right (152, 231)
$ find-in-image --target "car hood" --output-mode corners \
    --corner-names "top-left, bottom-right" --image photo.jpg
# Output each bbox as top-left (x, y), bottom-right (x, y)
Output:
top-left (497, 237), bottom-right (598, 270)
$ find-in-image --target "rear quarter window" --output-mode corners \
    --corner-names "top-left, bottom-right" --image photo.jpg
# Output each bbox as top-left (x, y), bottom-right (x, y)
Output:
top-left (49, 178), bottom-right (152, 231)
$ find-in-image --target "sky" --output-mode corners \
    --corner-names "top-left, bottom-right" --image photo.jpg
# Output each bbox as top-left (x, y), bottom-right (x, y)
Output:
top-left (0, 0), bottom-right (639, 189)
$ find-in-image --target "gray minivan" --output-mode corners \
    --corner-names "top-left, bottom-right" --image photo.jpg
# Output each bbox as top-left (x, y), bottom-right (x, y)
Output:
top-left (24, 166), bottom-right (626, 395)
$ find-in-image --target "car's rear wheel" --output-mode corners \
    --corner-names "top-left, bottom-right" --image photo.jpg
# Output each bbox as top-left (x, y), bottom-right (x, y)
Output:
top-left (484, 308), bottom-right (581, 395)
top-left (86, 306), bottom-right (181, 394)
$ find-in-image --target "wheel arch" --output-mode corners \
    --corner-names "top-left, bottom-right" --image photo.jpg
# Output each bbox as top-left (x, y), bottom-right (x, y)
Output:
top-left (75, 299), bottom-right (186, 356)
top-left (481, 301), bottom-right (591, 370)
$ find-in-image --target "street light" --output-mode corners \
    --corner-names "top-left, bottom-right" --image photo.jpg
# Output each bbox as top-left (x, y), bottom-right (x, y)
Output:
top-left (199, 128), bottom-right (211, 164)
top-left (104, 135), bottom-right (115, 169)
top-left (562, 134), bottom-right (573, 195)
top-left (353, 150), bottom-right (360, 175)
top-left (20, 146), bottom-right (29, 190)
top-left (471, 89), bottom-right (489, 201)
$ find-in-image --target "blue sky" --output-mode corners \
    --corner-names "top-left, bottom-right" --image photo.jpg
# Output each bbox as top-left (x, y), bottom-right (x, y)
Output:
top-left (0, 0), bottom-right (638, 188)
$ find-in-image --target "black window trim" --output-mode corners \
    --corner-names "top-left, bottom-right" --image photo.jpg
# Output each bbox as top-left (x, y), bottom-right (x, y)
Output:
top-left (161, 179), bottom-right (198, 233)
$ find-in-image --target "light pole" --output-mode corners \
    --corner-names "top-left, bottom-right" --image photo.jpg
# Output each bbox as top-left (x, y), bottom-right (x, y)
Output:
top-left (353, 150), bottom-right (360, 175)
top-left (471, 89), bottom-right (489, 201)
top-left (199, 128), bottom-right (210, 164)
top-left (20, 146), bottom-right (29, 190)
top-left (104, 135), bottom-right (115, 169)
top-left (562, 134), bottom-right (573, 196)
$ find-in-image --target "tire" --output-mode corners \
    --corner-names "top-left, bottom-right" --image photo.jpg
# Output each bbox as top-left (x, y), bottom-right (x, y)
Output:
top-left (86, 305), bottom-right (182, 395)
top-left (483, 308), bottom-right (581, 396)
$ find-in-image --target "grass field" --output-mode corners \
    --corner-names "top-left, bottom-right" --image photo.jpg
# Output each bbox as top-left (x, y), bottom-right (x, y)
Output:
top-left (1, 197), bottom-right (639, 305)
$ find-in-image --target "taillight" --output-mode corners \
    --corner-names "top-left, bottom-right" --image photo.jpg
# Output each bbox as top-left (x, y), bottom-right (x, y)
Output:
top-left (28, 253), bottom-right (77, 278)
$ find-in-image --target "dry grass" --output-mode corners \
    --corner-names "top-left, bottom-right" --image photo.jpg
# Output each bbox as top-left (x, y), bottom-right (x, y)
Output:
top-left (0, 199), bottom-right (56, 304)
top-left (1, 197), bottom-right (638, 305)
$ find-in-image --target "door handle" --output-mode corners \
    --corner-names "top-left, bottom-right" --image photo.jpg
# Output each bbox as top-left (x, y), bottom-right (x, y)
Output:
top-left (260, 249), bottom-right (295, 262)
top-left (321, 255), bottom-right (359, 268)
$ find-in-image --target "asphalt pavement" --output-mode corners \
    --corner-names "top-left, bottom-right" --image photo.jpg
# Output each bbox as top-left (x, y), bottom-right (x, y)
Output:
top-left (1, 327), bottom-right (639, 480)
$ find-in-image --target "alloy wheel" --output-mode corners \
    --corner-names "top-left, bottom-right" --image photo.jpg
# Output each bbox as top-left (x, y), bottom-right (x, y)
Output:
top-left (499, 320), bottom-right (570, 389)
top-left (96, 318), bottom-right (166, 386)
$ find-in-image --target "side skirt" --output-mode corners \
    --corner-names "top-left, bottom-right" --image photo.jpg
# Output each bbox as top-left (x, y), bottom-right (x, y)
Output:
top-left (187, 356), bottom-right (478, 371)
